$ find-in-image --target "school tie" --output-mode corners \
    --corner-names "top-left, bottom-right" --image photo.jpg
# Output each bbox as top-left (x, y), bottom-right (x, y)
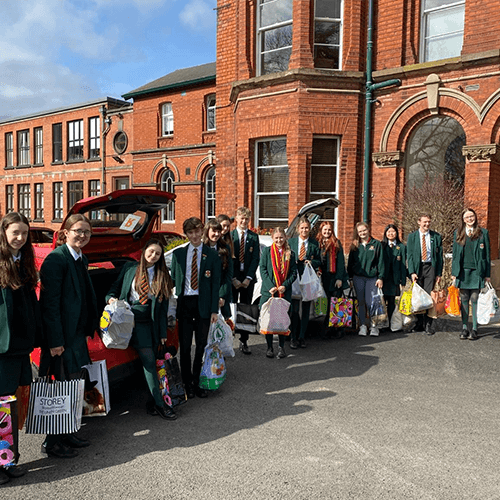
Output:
top-left (421, 233), bottom-right (428, 262)
top-left (191, 248), bottom-right (198, 291)
top-left (138, 271), bottom-right (149, 305)
top-left (299, 241), bottom-right (306, 261)
top-left (239, 232), bottom-right (245, 264)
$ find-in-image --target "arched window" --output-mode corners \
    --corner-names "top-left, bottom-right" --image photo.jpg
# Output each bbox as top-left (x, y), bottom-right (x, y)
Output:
top-left (205, 166), bottom-right (216, 220)
top-left (161, 169), bottom-right (175, 222)
top-left (406, 116), bottom-right (466, 189)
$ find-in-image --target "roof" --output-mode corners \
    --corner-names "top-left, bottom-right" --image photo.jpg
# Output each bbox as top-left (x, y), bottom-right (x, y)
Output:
top-left (122, 62), bottom-right (216, 100)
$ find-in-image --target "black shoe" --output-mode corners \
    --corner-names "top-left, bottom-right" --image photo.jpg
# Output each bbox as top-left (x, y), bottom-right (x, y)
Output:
top-left (468, 329), bottom-right (478, 340)
top-left (3, 466), bottom-right (26, 478)
top-left (460, 330), bottom-right (468, 340)
top-left (0, 469), bottom-right (9, 485)
top-left (425, 324), bottom-right (435, 335)
top-left (195, 387), bottom-right (208, 398)
top-left (42, 442), bottom-right (78, 459)
top-left (277, 347), bottom-right (287, 359)
top-left (240, 342), bottom-right (251, 355)
top-left (290, 339), bottom-right (298, 349)
top-left (266, 348), bottom-right (274, 358)
top-left (186, 385), bottom-right (196, 399)
top-left (61, 435), bottom-right (90, 448)
top-left (156, 404), bottom-right (177, 420)
top-left (298, 339), bottom-right (307, 348)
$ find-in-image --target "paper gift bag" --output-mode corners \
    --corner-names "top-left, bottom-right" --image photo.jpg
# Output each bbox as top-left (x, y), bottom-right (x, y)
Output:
top-left (81, 360), bottom-right (110, 417)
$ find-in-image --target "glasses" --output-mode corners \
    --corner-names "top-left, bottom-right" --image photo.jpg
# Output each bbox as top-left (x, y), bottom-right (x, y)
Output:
top-left (70, 229), bottom-right (92, 237)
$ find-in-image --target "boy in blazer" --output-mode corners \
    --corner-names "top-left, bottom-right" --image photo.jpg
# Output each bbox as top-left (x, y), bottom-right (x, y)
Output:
top-left (231, 207), bottom-right (260, 354)
top-left (170, 217), bottom-right (221, 399)
top-left (407, 214), bottom-right (443, 335)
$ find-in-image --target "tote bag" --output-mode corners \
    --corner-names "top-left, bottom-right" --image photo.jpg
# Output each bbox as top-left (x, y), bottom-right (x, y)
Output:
top-left (329, 288), bottom-right (358, 328)
top-left (81, 360), bottom-right (110, 417)
top-left (0, 395), bottom-right (18, 468)
top-left (259, 297), bottom-right (291, 335)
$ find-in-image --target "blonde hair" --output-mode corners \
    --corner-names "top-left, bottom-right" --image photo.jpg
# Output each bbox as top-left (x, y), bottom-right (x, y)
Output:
top-left (272, 226), bottom-right (291, 261)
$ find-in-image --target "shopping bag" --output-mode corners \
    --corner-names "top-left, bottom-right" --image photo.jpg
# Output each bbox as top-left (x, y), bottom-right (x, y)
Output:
top-left (310, 295), bottom-right (329, 320)
top-left (156, 352), bottom-right (174, 407)
top-left (370, 288), bottom-right (389, 328)
top-left (477, 282), bottom-right (499, 325)
top-left (428, 288), bottom-right (448, 319)
top-left (399, 283), bottom-right (413, 315)
top-left (299, 262), bottom-right (325, 302)
top-left (0, 395), bottom-right (18, 468)
top-left (411, 283), bottom-right (433, 313)
top-left (25, 376), bottom-right (85, 435)
top-left (390, 307), bottom-right (404, 331)
top-left (235, 303), bottom-right (260, 333)
top-left (259, 297), bottom-right (291, 335)
top-left (199, 345), bottom-right (226, 391)
top-left (329, 289), bottom-right (358, 328)
top-left (445, 285), bottom-right (461, 316)
top-left (155, 348), bottom-right (186, 407)
top-left (291, 278), bottom-right (302, 300)
top-left (207, 315), bottom-right (235, 357)
top-left (81, 360), bottom-right (110, 417)
top-left (100, 300), bottom-right (135, 349)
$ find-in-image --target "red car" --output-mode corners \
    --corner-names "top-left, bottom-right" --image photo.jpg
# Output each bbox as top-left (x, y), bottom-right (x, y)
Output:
top-left (31, 188), bottom-right (179, 384)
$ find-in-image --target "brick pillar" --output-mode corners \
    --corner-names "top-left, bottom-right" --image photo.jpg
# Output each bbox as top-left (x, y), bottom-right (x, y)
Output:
top-left (289, 0), bottom-right (314, 69)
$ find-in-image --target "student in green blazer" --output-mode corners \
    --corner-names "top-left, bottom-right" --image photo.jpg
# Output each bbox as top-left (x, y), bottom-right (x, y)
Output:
top-left (231, 207), bottom-right (260, 354)
top-left (347, 222), bottom-right (385, 337)
top-left (106, 239), bottom-right (176, 420)
top-left (259, 227), bottom-right (297, 359)
top-left (170, 217), bottom-right (221, 399)
top-left (289, 217), bottom-right (321, 348)
top-left (382, 224), bottom-right (407, 324)
top-left (203, 219), bottom-right (233, 319)
top-left (39, 214), bottom-right (98, 459)
top-left (406, 214), bottom-right (443, 334)
top-left (451, 208), bottom-right (491, 340)
top-left (0, 213), bottom-right (42, 483)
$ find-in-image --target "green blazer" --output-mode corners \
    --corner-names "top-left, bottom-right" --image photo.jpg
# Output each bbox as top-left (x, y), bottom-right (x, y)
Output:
top-left (407, 230), bottom-right (443, 277)
top-left (383, 242), bottom-right (407, 287)
top-left (218, 248), bottom-right (233, 318)
top-left (319, 242), bottom-right (349, 291)
top-left (451, 228), bottom-right (491, 287)
top-left (259, 246), bottom-right (298, 307)
top-left (288, 237), bottom-right (321, 277)
top-left (39, 245), bottom-right (98, 374)
top-left (170, 244), bottom-right (221, 319)
top-left (231, 229), bottom-right (260, 280)
top-left (105, 262), bottom-right (169, 348)
top-left (347, 238), bottom-right (385, 279)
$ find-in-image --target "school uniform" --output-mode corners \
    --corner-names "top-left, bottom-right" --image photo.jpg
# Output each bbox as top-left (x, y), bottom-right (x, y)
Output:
top-left (382, 242), bottom-right (407, 321)
top-left (214, 245), bottom-right (233, 319)
top-left (231, 228), bottom-right (260, 343)
top-left (170, 243), bottom-right (221, 391)
top-left (288, 236), bottom-right (321, 344)
top-left (407, 229), bottom-right (443, 331)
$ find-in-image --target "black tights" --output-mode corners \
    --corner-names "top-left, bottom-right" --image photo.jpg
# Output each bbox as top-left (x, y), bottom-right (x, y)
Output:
top-left (266, 334), bottom-right (285, 349)
top-left (460, 289), bottom-right (479, 331)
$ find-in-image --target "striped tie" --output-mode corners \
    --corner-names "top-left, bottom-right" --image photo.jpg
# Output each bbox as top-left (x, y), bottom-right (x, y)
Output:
top-left (239, 232), bottom-right (245, 263)
top-left (421, 233), bottom-right (428, 262)
top-left (191, 248), bottom-right (198, 290)
top-left (139, 271), bottom-right (149, 305)
top-left (299, 241), bottom-right (306, 261)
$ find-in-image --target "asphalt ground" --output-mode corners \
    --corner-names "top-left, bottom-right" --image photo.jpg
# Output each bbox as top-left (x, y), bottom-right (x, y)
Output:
top-left (4, 316), bottom-right (500, 500)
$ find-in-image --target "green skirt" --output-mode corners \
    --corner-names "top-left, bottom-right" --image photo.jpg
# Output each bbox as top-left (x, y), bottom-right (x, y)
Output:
top-left (458, 268), bottom-right (482, 290)
top-left (130, 302), bottom-right (155, 349)
top-left (0, 354), bottom-right (32, 396)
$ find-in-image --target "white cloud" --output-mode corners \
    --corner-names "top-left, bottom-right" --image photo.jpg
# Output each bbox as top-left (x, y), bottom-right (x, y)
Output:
top-left (179, 0), bottom-right (216, 30)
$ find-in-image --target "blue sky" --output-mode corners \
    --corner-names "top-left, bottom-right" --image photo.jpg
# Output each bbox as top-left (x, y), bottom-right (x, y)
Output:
top-left (0, 0), bottom-right (217, 120)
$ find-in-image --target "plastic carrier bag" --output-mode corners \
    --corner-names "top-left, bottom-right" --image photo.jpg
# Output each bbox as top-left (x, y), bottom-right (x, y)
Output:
top-left (207, 315), bottom-right (235, 357)
top-left (299, 262), bottom-right (325, 302)
top-left (411, 283), bottom-right (433, 313)
top-left (100, 300), bottom-right (135, 349)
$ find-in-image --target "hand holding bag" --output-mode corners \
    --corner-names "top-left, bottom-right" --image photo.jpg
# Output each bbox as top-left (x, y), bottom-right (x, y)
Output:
top-left (411, 283), bottom-right (433, 313)
top-left (259, 295), bottom-right (291, 335)
top-left (100, 300), bottom-right (135, 349)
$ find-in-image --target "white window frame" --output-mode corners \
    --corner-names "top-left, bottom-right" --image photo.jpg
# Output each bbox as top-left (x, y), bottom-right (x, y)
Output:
top-left (34, 127), bottom-right (43, 165)
top-left (5, 133), bottom-right (13, 168)
top-left (89, 117), bottom-right (100, 159)
top-left (257, 0), bottom-right (293, 76)
top-left (206, 95), bottom-right (216, 131)
top-left (18, 184), bottom-right (31, 219)
top-left (34, 183), bottom-right (44, 220)
top-left (161, 169), bottom-right (175, 223)
top-left (53, 182), bottom-right (64, 220)
top-left (310, 136), bottom-right (340, 232)
top-left (314, 0), bottom-right (343, 70)
top-left (420, 0), bottom-right (465, 62)
top-left (255, 137), bottom-right (289, 228)
top-left (68, 119), bottom-right (84, 161)
top-left (161, 103), bottom-right (174, 136)
top-left (17, 130), bottom-right (30, 166)
top-left (205, 166), bottom-right (216, 220)
top-left (89, 180), bottom-right (101, 220)
top-left (5, 185), bottom-right (14, 213)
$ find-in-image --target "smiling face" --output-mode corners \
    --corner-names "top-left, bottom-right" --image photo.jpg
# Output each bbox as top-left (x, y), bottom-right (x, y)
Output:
top-left (418, 216), bottom-right (431, 232)
top-left (386, 228), bottom-right (397, 242)
top-left (208, 227), bottom-right (221, 244)
top-left (220, 220), bottom-right (231, 236)
top-left (186, 227), bottom-right (203, 247)
top-left (144, 243), bottom-right (163, 267)
top-left (272, 231), bottom-right (285, 248)
top-left (463, 210), bottom-right (476, 227)
top-left (357, 224), bottom-right (369, 241)
top-left (64, 221), bottom-right (92, 253)
top-left (298, 222), bottom-right (310, 240)
top-left (235, 213), bottom-right (250, 231)
top-left (321, 224), bottom-right (333, 239)
top-left (5, 222), bottom-right (29, 256)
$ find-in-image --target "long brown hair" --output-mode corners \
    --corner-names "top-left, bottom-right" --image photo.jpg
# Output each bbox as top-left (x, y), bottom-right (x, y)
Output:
top-left (456, 208), bottom-right (482, 245)
top-left (0, 212), bottom-right (38, 290)
top-left (134, 239), bottom-right (173, 302)
top-left (350, 222), bottom-right (371, 251)
top-left (272, 227), bottom-right (291, 261)
top-left (316, 221), bottom-right (340, 253)
top-left (216, 214), bottom-right (235, 258)
top-left (55, 214), bottom-right (92, 247)
top-left (203, 219), bottom-right (230, 270)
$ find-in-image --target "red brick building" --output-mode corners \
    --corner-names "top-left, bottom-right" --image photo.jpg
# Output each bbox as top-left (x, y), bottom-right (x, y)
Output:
top-left (2, 0), bottom-right (500, 257)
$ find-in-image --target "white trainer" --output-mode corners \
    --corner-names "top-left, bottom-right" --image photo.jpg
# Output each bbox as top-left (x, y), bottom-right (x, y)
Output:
top-left (358, 325), bottom-right (368, 336)
top-left (370, 326), bottom-right (379, 336)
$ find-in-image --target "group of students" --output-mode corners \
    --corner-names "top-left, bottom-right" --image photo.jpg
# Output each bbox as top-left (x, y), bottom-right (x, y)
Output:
top-left (0, 206), bottom-right (491, 483)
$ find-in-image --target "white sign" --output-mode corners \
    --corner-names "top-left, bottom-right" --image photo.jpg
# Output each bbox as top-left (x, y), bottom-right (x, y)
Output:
top-left (119, 214), bottom-right (141, 232)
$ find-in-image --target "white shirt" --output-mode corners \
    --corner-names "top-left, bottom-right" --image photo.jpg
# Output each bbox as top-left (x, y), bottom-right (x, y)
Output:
top-left (184, 243), bottom-right (203, 296)
top-left (419, 230), bottom-right (431, 263)
top-left (66, 243), bottom-right (82, 261)
top-left (129, 265), bottom-right (155, 303)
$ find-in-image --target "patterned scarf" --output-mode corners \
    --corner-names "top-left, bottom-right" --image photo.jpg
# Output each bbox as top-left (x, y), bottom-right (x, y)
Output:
top-left (270, 243), bottom-right (289, 297)
top-left (321, 240), bottom-right (336, 274)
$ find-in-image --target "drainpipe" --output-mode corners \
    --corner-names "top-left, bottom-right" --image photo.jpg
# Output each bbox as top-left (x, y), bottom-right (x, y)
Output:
top-left (99, 105), bottom-right (112, 195)
top-left (363, 0), bottom-right (401, 223)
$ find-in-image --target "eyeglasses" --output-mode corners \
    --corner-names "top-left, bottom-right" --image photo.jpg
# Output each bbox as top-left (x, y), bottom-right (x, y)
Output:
top-left (70, 229), bottom-right (92, 237)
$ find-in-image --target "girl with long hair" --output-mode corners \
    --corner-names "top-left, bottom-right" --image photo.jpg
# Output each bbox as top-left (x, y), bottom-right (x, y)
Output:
top-left (216, 214), bottom-right (235, 259)
top-left (381, 224), bottom-right (407, 324)
top-left (451, 208), bottom-right (491, 340)
top-left (259, 227), bottom-right (297, 359)
top-left (39, 214), bottom-right (99, 458)
top-left (106, 239), bottom-right (176, 419)
top-left (347, 222), bottom-right (385, 336)
top-left (203, 219), bottom-right (233, 319)
top-left (0, 213), bottom-right (41, 483)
